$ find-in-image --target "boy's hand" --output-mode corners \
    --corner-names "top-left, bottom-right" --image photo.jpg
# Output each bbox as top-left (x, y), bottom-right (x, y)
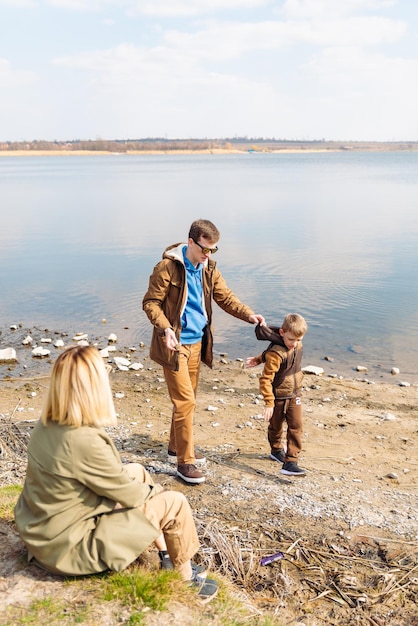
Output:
top-left (245, 357), bottom-right (258, 368)
top-left (262, 406), bottom-right (274, 421)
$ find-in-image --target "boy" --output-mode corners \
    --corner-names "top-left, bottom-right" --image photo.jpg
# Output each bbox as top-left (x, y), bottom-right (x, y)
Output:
top-left (246, 314), bottom-right (307, 476)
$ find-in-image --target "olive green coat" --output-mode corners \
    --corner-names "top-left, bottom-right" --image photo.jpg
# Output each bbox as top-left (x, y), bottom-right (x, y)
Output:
top-left (14, 420), bottom-right (162, 576)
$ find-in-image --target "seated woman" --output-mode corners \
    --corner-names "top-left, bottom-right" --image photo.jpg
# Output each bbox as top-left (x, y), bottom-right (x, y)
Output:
top-left (14, 345), bottom-right (217, 603)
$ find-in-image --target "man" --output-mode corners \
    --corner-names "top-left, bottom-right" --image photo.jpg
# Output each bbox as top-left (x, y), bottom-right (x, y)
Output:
top-left (142, 219), bottom-right (265, 484)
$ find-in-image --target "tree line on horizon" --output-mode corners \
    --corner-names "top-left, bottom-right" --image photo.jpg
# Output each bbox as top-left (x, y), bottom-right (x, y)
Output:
top-left (1, 138), bottom-right (417, 152)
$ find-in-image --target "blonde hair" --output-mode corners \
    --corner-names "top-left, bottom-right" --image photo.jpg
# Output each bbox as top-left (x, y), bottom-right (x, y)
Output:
top-left (281, 313), bottom-right (307, 338)
top-left (41, 345), bottom-right (117, 428)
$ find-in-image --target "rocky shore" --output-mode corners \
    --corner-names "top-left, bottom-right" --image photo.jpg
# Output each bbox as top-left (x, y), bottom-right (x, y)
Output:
top-left (1, 323), bottom-right (417, 625)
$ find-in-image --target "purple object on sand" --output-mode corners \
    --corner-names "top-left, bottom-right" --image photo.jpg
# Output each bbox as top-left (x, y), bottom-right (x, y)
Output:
top-left (260, 551), bottom-right (284, 566)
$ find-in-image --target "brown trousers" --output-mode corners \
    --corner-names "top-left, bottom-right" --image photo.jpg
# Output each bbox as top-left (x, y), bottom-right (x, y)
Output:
top-left (126, 464), bottom-right (199, 570)
top-left (268, 396), bottom-right (303, 463)
top-left (163, 342), bottom-right (201, 465)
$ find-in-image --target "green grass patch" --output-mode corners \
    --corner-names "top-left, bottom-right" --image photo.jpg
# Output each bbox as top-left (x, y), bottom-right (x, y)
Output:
top-left (0, 485), bottom-right (22, 521)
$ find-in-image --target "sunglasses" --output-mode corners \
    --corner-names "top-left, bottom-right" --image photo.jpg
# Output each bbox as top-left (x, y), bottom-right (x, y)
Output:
top-left (191, 238), bottom-right (218, 255)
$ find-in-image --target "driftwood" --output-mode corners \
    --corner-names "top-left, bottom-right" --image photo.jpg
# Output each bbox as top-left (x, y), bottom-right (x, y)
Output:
top-left (195, 519), bottom-right (418, 623)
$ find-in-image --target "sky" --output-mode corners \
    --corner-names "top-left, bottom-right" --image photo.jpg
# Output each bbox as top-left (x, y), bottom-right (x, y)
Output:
top-left (1, 0), bottom-right (418, 142)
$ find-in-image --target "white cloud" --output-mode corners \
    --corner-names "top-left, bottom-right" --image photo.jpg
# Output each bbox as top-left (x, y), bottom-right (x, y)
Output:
top-left (0, 59), bottom-right (37, 88)
top-left (282, 0), bottom-right (396, 20)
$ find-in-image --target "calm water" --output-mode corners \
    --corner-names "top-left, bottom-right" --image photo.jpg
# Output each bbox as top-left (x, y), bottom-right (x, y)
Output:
top-left (1, 151), bottom-right (418, 382)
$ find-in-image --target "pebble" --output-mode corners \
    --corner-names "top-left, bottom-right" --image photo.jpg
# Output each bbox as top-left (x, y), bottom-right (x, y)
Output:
top-left (31, 347), bottom-right (50, 358)
top-left (0, 348), bottom-right (17, 362)
top-left (108, 333), bottom-right (118, 343)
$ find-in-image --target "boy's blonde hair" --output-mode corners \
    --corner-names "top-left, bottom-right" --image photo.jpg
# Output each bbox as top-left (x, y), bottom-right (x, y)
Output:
top-left (281, 313), bottom-right (307, 338)
top-left (41, 345), bottom-right (117, 428)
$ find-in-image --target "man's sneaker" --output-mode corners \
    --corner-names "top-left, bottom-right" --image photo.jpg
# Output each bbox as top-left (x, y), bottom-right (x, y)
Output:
top-left (190, 577), bottom-right (218, 604)
top-left (269, 449), bottom-right (286, 463)
top-left (168, 450), bottom-right (206, 465)
top-left (280, 462), bottom-right (306, 476)
top-left (176, 464), bottom-right (206, 484)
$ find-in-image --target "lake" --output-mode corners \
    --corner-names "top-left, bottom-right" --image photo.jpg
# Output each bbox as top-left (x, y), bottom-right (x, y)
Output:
top-left (1, 151), bottom-right (417, 382)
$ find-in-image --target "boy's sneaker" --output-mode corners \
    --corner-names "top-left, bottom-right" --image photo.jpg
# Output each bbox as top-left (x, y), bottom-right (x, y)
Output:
top-left (177, 464), bottom-right (206, 484)
top-left (269, 449), bottom-right (286, 463)
top-left (280, 462), bottom-right (306, 476)
top-left (189, 577), bottom-right (218, 604)
top-left (168, 450), bottom-right (206, 465)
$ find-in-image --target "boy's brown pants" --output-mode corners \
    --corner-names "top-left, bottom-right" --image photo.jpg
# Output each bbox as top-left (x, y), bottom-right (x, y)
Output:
top-left (268, 396), bottom-right (303, 463)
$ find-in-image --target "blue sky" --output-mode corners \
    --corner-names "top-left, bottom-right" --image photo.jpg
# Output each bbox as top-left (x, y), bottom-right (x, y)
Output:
top-left (1, 0), bottom-right (418, 142)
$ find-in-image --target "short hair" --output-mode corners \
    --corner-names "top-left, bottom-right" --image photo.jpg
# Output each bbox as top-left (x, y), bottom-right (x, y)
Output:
top-left (188, 219), bottom-right (220, 243)
top-left (41, 345), bottom-right (117, 428)
top-left (281, 314), bottom-right (307, 338)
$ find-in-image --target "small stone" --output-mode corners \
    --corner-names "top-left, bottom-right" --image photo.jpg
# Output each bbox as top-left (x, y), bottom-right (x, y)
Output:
top-left (54, 339), bottom-right (65, 348)
top-left (10, 325), bottom-right (18, 331)
top-left (385, 472), bottom-right (398, 480)
top-left (114, 392), bottom-right (125, 399)
top-left (73, 333), bottom-right (88, 341)
top-left (207, 405), bottom-right (218, 411)
top-left (32, 346), bottom-right (50, 358)
top-left (40, 337), bottom-right (52, 343)
top-left (302, 365), bottom-right (324, 376)
top-left (100, 348), bottom-right (109, 358)
top-left (356, 365), bottom-right (368, 372)
top-left (129, 362), bottom-right (144, 371)
top-left (399, 381), bottom-right (410, 387)
top-left (114, 357), bottom-right (131, 369)
top-left (108, 333), bottom-right (117, 343)
top-left (379, 412), bottom-right (396, 421)
top-left (22, 335), bottom-right (33, 345)
top-left (391, 367), bottom-right (400, 375)
top-left (0, 348), bottom-right (17, 362)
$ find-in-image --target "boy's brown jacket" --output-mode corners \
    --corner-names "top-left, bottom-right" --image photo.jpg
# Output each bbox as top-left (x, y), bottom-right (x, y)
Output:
top-left (142, 243), bottom-right (255, 370)
top-left (254, 324), bottom-right (304, 406)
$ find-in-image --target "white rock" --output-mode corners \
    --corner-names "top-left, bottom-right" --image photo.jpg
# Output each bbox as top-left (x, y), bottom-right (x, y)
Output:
top-left (356, 365), bottom-right (368, 372)
top-left (100, 348), bottom-right (109, 358)
top-left (0, 348), bottom-right (17, 362)
top-left (379, 412), bottom-right (396, 421)
top-left (108, 333), bottom-right (118, 343)
top-left (399, 381), bottom-right (411, 387)
top-left (302, 365), bottom-right (324, 376)
top-left (32, 347), bottom-right (50, 358)
top-left (206, 405), bottom-right (218, 411)
top-left (129, 362), bottom-right (144, 371)
top-left (114, 357), bottom-right (131, 368)
top-left (22, 335), bottom-right (33, 345)
top-left (391, 367), bottom-right (400, 375)
top-left (224, 388), bottom-right (235, 393)
top-left (40, 337), bottom-right (52, 343)
top-left (78, 340), bottom-right (89, 347)
top-left (211, 422), bottom-right (220, 427)
top-left (54, 339), bottom-right (65, 348)
top-left (114, 392), bottom-right (125, 399)
top-left (10, 324), bottom-right (18, 330)
top-left (73, 333), bottom-right (88, 341)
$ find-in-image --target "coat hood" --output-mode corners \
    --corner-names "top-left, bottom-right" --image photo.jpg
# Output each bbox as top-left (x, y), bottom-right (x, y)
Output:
top-left (163, 242), bottom-right (186, 264)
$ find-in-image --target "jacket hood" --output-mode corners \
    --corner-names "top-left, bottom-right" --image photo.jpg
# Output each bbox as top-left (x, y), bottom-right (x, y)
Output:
top-left (255, 323), bottom-right (283, 345)
top-left (163, 243), bottom-right (186, 264)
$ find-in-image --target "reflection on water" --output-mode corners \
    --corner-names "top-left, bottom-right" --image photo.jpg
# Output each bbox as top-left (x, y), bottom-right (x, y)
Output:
top-left (1, 152), bottom-right (418, 380)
